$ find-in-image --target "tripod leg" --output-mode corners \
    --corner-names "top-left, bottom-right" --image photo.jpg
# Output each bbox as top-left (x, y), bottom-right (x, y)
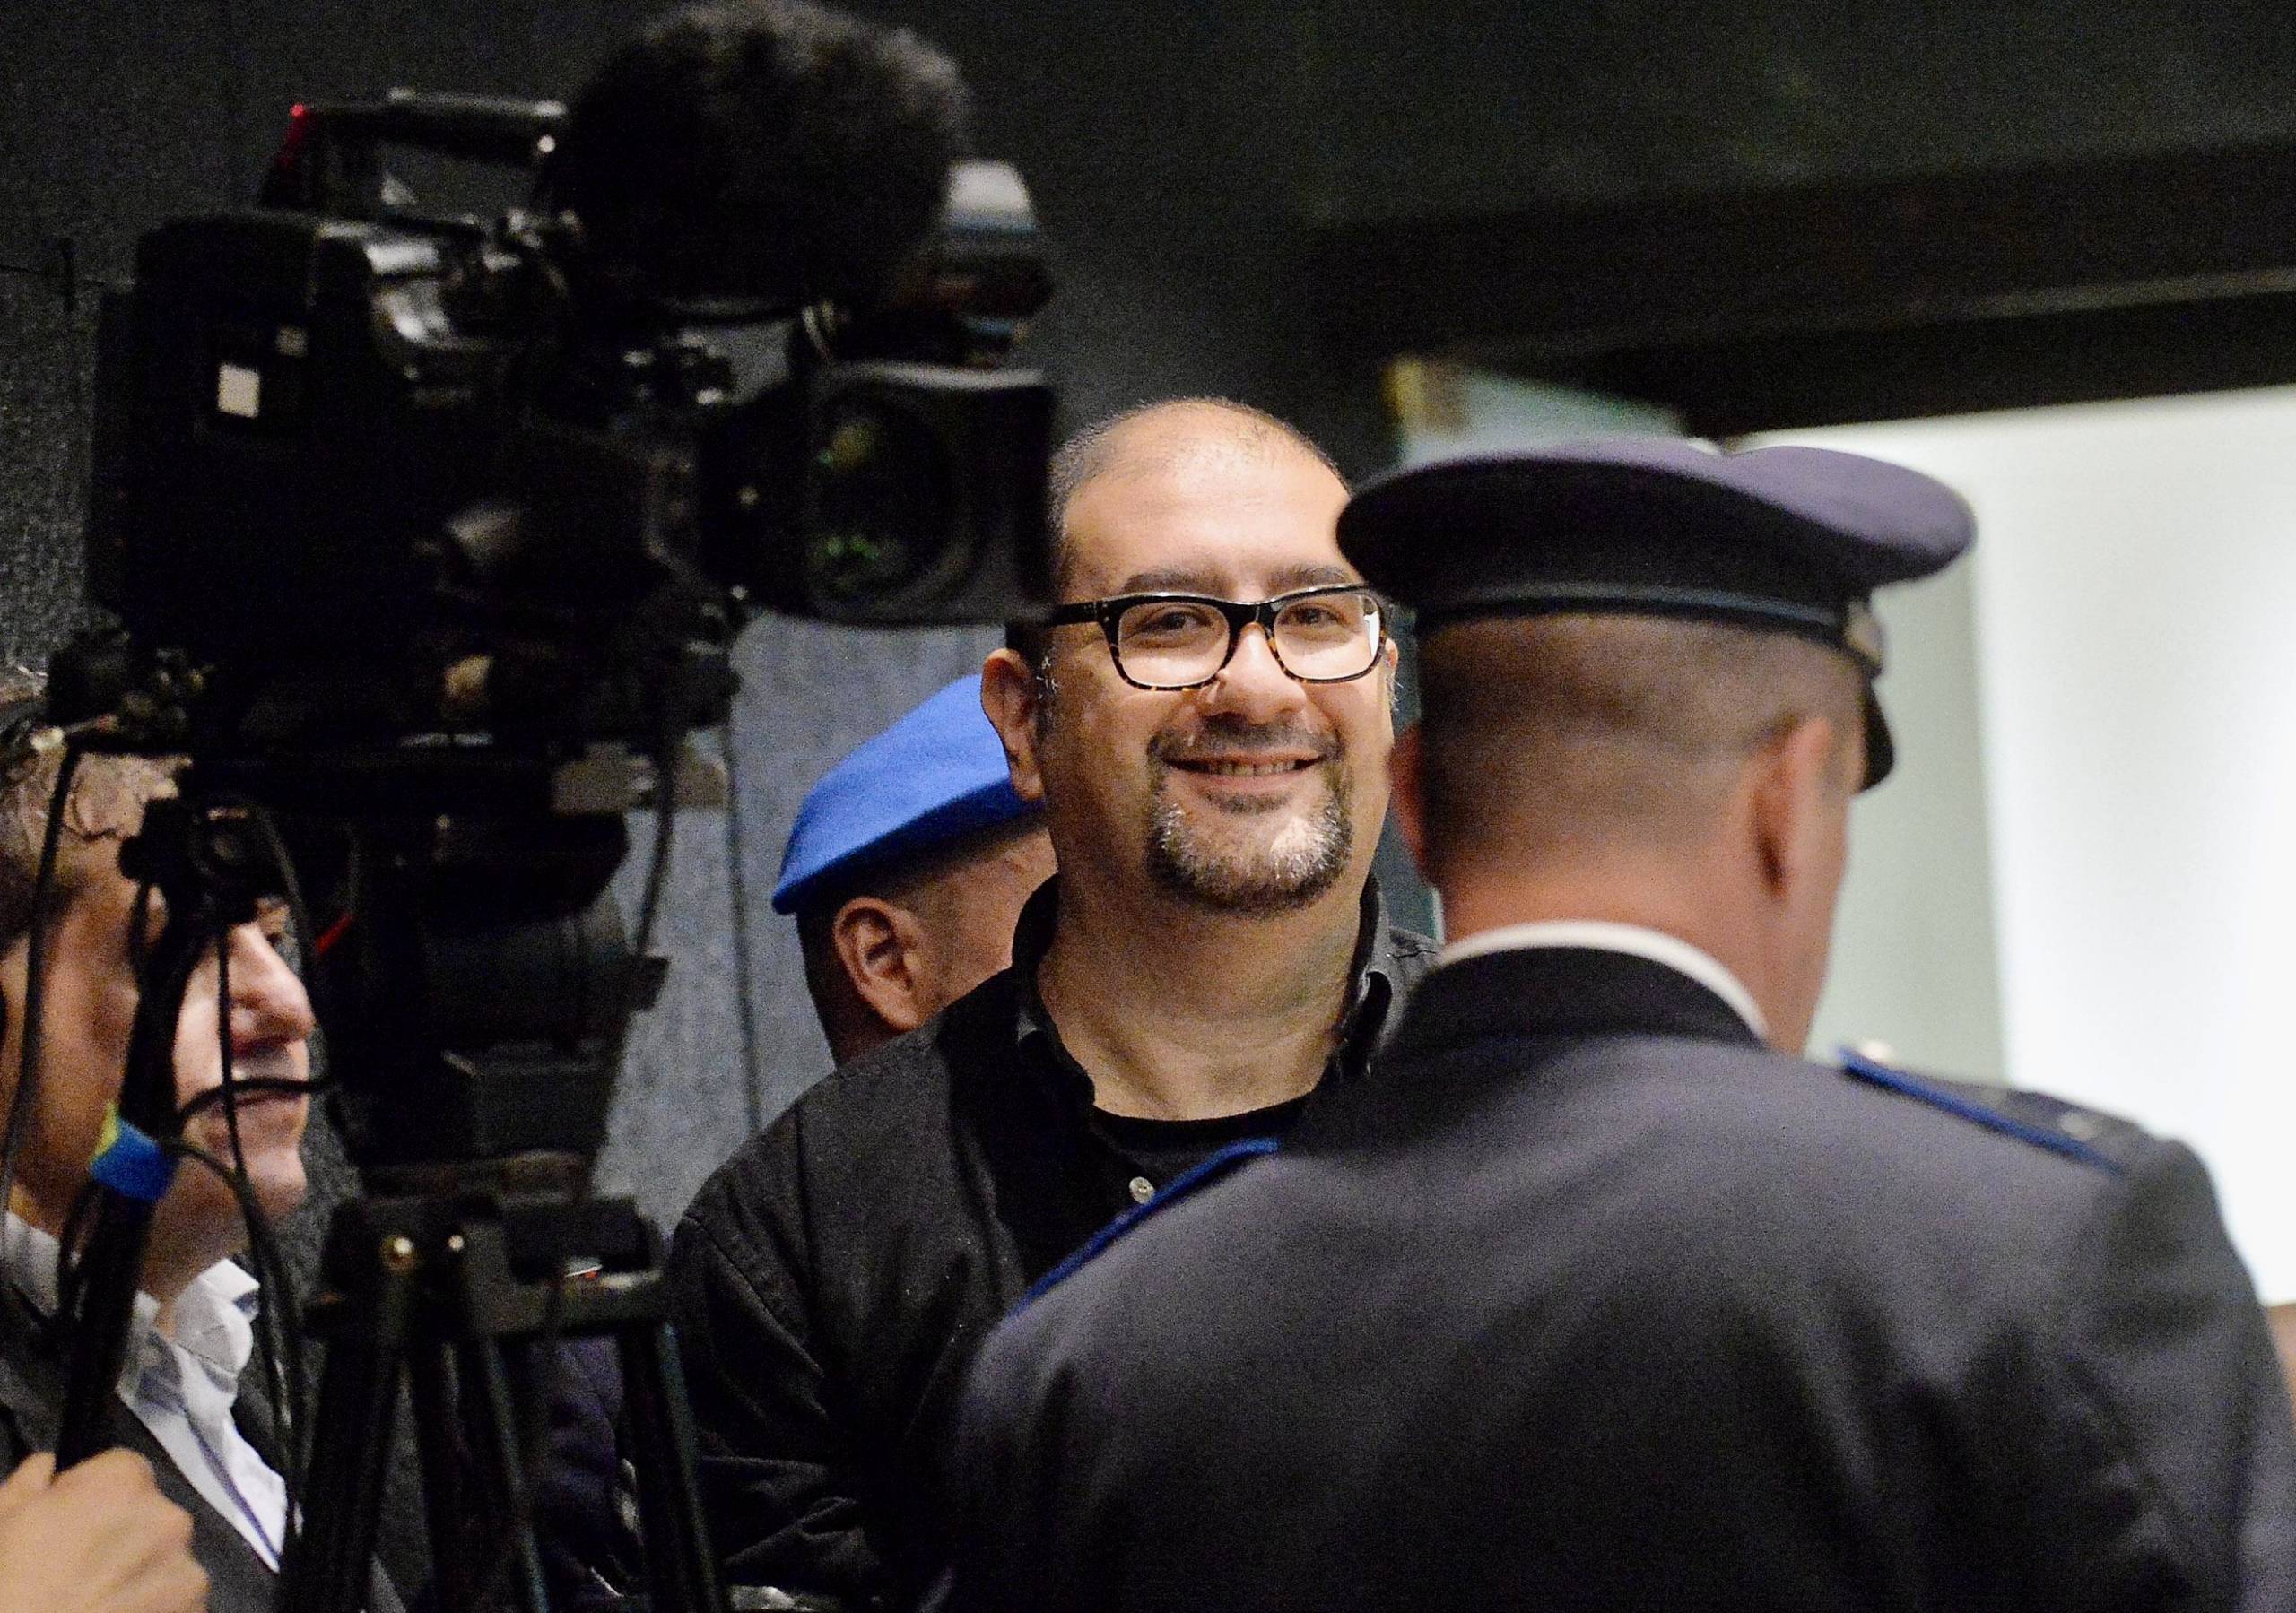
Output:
top-left (409, 1346), bottom-right (474, 1611)
top-left (280, 1323), bottom-right (405, 1613)
top-left (464, 1335), bottom-right (552, 1613)
top-left (620, 1321), bottom-right (726, 1613)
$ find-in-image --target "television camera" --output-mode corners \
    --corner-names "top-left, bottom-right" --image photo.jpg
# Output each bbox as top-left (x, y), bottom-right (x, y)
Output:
top-left (37, 4), bottom-right (1056, 1608)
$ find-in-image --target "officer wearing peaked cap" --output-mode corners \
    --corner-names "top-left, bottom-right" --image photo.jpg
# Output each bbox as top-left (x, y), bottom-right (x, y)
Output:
top-left (944, 439), bottom-right (2296, 1612)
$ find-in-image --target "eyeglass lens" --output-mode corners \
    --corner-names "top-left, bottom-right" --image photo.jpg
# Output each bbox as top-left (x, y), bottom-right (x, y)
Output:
top-left (1113, 592), bottom-right (1381, 687)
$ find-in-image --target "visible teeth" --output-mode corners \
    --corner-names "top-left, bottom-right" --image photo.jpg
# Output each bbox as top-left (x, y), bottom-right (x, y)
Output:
top-left (225, 1048), bottom-right (304, 1082)
top-left (1191, 760), bottom-right (1299, 776)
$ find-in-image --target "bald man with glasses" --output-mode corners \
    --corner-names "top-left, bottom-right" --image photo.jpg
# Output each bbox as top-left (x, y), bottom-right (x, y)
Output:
top-left (668, 398), bottom-right (1435, 1611)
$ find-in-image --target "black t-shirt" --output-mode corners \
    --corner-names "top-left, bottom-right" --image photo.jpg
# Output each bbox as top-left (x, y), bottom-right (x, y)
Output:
top-left (1091, 1096), bottom-right (1312, 1190)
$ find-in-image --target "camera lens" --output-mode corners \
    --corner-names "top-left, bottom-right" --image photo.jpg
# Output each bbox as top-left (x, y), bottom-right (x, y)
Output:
top-left (803, 396), bottom-right (956, 609)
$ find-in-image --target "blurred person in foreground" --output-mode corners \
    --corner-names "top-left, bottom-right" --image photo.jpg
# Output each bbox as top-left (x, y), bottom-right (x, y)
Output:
top-left (0, 684), bottom-right (400, 1613)
top-left (669, 397), bottom-right (1435, 1609)
top-left (948, 439), bottom-right (2296, 1611)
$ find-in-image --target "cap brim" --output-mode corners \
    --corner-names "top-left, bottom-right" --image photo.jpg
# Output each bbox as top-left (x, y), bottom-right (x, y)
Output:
top-left (1861, 686), bottom-right (1893, 791)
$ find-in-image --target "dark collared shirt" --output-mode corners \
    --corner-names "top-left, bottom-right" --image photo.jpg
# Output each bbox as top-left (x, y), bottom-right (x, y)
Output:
top-left (669, 878), bottom-right (1434, 1611)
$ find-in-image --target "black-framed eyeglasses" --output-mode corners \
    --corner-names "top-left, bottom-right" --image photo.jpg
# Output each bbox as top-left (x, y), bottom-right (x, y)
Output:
top-left (1042, 584), bottom-right (1387, 690)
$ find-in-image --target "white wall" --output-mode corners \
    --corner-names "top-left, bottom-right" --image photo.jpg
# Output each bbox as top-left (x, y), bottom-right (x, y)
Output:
top-left (1800, 559), bottom-right (2005, 1082)
top-left (1779, 390), bottom-right (2296, 1302)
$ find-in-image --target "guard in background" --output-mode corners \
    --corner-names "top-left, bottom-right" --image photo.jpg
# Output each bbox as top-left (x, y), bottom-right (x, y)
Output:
top-left (774, 672), bottom-right (1055, 1066)
top-left (946, 439), bottom-right (2296, 1611)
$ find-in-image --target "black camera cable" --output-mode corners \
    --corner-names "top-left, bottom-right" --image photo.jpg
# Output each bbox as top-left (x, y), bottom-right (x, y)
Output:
top-left (159, 1127), bottom-right (304, 1560)
top-left (192, 793), bottom-right (329, 1494)
top-left (40, 790), bottom-right (318, 1561)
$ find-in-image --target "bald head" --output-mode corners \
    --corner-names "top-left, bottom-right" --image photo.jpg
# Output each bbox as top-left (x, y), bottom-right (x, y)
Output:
top-left (1044, 398), bottom-right (1343, 594)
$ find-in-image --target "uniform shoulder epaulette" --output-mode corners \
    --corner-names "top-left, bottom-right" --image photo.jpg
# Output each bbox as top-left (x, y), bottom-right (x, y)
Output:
top-left (1838, 1048), bottom-right (2133, 1175)
top-left (1017, 1136), bottom-right (1278, 1311)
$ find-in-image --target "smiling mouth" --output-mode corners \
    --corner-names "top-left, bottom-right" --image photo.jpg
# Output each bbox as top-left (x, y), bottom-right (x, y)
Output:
top-left (1172, 758), bottom-right (1318, 778)
top-left (192, 1086), bottom-right (307, 1119)
top-left (188, 1050), bottom-right (312, 1119)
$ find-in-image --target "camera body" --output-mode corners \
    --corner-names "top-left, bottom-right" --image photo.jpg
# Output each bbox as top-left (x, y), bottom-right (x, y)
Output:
top-left (73, 93), bottom-right (1054, 757)
top-left (45, 26), bottom-right (1051, 1592)
top-left (52, 90), bottom-right (1057, 1173)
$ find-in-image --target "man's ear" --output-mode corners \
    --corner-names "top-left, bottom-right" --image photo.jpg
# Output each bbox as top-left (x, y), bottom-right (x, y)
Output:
top-left (830, 898), bottom-right (934, 1038)
top-left (1387, 724), bottom-right (1433, 880)
top-left (980, 648), bottom-right (1048, 803)
top-left (1748, 714), bottom-right (1847, 901)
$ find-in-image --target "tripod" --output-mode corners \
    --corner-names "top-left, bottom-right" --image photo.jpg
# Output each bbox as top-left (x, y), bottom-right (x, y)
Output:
top-left (284, 1161), bottom-right (720, 1613)
top-left (56, 760), bottom-right (729, 1613)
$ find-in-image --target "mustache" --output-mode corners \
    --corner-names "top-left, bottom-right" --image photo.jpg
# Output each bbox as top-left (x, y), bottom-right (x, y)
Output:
top-left (1150, 718), bottom-right (1342, 765)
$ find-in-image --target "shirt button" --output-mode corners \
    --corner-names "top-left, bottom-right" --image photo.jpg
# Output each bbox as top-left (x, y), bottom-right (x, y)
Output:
top-left (1127, 1175), bottom-right (1155, 1204)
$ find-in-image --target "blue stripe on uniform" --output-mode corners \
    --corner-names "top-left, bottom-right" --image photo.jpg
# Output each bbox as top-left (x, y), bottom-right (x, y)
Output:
top-left (1019, 1135), bottom-right (1281, 1310)
top-left (1839, 1050), bottom-right (2122, 1174)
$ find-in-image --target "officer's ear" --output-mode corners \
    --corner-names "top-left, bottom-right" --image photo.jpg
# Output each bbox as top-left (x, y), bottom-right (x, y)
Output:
top-left (980, 648), bottom-right (1048, 804)
top-left (1387, 724), bottom-right (1433, 881)
top-left (1748, 712), bottom-right (1849, 903)
top-left (830, 896), bottom-right (935, 1039)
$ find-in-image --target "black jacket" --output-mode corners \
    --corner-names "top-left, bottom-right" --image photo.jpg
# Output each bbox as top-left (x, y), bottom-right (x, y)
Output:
top-left (949, 945), bottom-right (2296, 1612)
top-left (669, 880), bottom-right (1434, 1610)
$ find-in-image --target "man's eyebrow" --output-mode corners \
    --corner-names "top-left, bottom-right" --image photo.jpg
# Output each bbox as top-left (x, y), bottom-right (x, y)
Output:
top-left (1266, 563), bottom-right (1359, 592)
top-left (1110, 563), bottom-right (1361, 596)
top-left (1113, 567), bottom-right (1222, 594)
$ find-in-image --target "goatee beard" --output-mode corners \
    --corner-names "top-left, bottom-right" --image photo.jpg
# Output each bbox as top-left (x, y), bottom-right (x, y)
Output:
top-left (1144, 759), bottom-right (1354, 915)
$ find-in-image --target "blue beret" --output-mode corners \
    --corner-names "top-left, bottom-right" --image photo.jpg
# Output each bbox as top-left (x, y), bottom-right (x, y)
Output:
top-left (1338, 438), bottom-right (1976, 787)
top-left (772, 674), bottom-right (1036, 915)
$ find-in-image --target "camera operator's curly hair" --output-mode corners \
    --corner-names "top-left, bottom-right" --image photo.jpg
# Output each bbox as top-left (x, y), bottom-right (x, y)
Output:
top-left (0, 670), bottom-right (175, 952)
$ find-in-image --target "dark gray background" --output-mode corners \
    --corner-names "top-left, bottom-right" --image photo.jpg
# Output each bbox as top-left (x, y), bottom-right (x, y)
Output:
top-left (7, 0), bottom-right (2295, 1229)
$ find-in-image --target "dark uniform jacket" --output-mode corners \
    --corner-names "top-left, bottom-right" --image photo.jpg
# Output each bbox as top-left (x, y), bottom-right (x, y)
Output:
top-left (949, 945), bottom-right (2296, 1612)
top-left (0, 1273), bottom-right (404, 1613)
top-left (669, 879), bottom-right (1435, 1610)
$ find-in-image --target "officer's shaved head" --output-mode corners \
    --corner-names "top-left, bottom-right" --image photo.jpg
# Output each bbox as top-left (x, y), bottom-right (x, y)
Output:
top-left (1413, 614), bottom-right (1864, 877)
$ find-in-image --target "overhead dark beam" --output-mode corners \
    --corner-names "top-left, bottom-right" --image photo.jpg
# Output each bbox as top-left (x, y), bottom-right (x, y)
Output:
top-left (1310, 140), bottom-right (2296, 425)
top-left (1569, 289), bottom-right (2296, 436)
